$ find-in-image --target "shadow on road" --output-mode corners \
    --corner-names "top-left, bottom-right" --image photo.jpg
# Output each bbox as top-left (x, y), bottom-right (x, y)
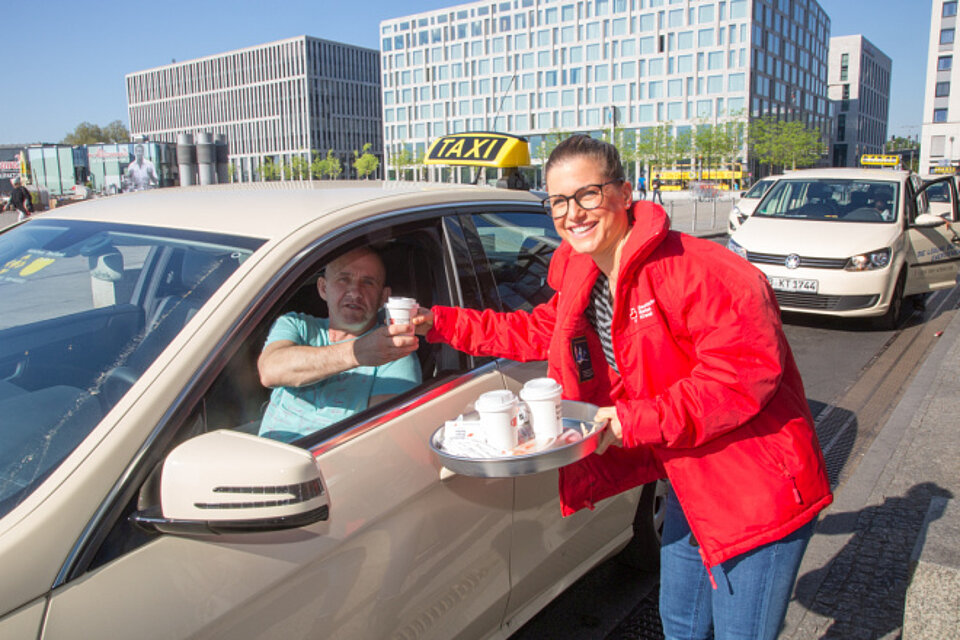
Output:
top-left (793, 482), bottom-right (953, 639)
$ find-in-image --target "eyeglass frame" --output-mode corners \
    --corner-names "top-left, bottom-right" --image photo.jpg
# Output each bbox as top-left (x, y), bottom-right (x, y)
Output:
top-left (540, 179), bottom-right (624, 219)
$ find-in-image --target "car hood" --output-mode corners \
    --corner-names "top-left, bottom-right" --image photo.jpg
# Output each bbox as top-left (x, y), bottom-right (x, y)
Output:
top-left (733, 217), bottom-right (901, 257)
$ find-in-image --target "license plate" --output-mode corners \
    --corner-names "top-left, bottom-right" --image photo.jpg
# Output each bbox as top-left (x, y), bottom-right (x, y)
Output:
top-left (768, 276), bottom-right (818, 293)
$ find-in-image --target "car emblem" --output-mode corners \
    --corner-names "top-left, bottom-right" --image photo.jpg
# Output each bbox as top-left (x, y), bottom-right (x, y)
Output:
top-left (785, 254), bottom-right (801, 269)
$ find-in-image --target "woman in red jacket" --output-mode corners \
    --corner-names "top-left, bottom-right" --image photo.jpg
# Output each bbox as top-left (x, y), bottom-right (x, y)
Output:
top-left (414, 135), bottom-right (831, 639)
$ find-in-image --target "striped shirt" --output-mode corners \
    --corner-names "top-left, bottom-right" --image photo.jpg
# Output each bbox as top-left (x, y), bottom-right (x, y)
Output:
top-left (584, 273), bottom-right (619, 372)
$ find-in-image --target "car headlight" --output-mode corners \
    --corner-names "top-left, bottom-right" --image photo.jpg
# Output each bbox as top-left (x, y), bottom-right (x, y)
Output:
top-left (732, 205), bottom-right (747, 225)
top-left (845, 248), bottom-right (891, 271)
top-left (727, 238), bottom-right (748, 259)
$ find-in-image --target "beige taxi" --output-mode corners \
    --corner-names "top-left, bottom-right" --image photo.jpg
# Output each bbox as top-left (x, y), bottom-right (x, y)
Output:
top-left (0, 182), bottom-right (661, 639)
top-left (727, 168), bottom-right (960, 329)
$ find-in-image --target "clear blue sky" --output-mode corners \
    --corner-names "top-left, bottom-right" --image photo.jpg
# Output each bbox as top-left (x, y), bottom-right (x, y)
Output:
top-left (2, 0), bottom-right (928, 144)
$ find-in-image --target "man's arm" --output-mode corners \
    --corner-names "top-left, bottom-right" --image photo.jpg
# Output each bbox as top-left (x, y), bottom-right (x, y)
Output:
top-left (258, 324), bottom-right (419, 389)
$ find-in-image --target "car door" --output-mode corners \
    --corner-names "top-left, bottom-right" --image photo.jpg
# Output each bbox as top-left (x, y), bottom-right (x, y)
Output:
top-left (904, 175), bottom-right (960, 295)
top-left (461, 209), bottom-right (642, 629)
top-left (40, 211), bottom-right (517, 640)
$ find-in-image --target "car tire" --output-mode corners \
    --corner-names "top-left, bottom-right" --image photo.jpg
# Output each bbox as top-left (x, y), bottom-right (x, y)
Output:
top-left (616, 479), bottom-right (668, 572)
top-left (874, 270), bottom-right (906, 331)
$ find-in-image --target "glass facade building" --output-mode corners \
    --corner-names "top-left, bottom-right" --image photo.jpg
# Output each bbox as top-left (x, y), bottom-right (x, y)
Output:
top-left (381, 0), bottom-right (831, 181)
top-left (126, 36), bottom-right (382, 182)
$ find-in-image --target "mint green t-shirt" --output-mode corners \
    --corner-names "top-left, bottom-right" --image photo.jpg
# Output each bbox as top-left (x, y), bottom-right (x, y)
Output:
top-left (259, 312), bottom-right (421, 442)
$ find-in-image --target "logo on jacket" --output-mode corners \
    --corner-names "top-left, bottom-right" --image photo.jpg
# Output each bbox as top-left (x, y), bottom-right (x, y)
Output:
top-left (630, 299), bottom-right (656, 322)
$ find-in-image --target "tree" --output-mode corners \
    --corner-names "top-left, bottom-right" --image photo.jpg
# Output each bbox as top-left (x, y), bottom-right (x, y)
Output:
top-left (353, 143), bottom-right (380, 179)
top-left (750, 116), bottom-right (824, 171)
top-left (260, 158), bottom-right (281, 181)
top-left (389, 147), bottom-right (414, 180)
top-left (320, 150), bottom-right (343, 180)
top-left (636, 124), bottom-right (676, 176)
top-left (62, 120), bottom-right (130, 145)
top-left (284, 155), bottom-right (310, 180)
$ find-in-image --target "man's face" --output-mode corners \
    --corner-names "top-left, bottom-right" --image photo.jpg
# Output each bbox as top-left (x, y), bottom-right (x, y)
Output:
top-left (135, 146), bottom-right (144, 162)
top-left (318, 249), bottom-right (390, 334)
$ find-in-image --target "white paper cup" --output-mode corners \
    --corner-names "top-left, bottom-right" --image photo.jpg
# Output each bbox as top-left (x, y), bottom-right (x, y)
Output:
top-left (384, 296), bottom-right (418, 328)
top-left (475, 390), bottom-right (520, 451)
top-left (519, 377), bottom-right (563, 441)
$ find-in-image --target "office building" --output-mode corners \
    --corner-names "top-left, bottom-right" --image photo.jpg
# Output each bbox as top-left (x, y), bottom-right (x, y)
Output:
top-left (380, 0), bottom-right (832, 182)
top-left (922, 0), bottom-right (960, 174)
top-left (827, 35), bottom-right (891, 167)
top-left (126, 36), bottom-right (382, 182)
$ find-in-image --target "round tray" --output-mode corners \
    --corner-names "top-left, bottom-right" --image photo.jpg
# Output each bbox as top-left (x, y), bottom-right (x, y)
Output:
top-left (430, 400), bottom-right (605, 478)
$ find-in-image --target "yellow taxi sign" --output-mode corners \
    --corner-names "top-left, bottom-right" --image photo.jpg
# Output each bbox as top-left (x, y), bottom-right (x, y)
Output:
top-left (860, 154), bottom-right (900, 167)
top-left (931, 165), bottom-right (957, 174)
top-left (425, 132), bottom-right (531, 168)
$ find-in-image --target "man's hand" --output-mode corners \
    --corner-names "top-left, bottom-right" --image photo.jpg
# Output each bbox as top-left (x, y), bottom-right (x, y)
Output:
top-left (593, 405), bottom-right (623, 455)
top-left (411, 308), bottom-right (434, 335)
top-left (353, 323), bottom-right (420, 367)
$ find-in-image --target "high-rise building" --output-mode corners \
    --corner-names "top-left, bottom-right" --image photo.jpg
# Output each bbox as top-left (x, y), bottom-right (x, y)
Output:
top-left (126, 36), bottom-right (382, 182)
top-left (922, 0), bottom-right (960, 174)
top-left (380, 0), bottom-right (831, 182)
top-left (827, 35), bottom-right (891, 167)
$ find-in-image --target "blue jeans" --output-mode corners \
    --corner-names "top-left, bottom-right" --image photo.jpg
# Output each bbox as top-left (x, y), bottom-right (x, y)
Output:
top-left (659, 489), bottom-right (815, 640)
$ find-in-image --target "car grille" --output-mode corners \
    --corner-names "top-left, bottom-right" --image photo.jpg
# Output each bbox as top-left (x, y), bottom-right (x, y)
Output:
top-left (747, 251), bottom-right (848, 269)
top-left (774, 292), bottom-right (879, 311)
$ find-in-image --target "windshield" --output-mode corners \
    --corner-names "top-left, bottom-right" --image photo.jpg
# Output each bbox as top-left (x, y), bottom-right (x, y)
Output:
top-left (753, 178), bottom-right (900, 223)
top-left (0, 220), bottom-right (263, 519)
top-left (743, 179), bottom-right (773, 199)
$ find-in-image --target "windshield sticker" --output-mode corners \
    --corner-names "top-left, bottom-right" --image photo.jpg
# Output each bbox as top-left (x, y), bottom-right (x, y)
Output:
top-left (0, 252), bottom-right (59, 279)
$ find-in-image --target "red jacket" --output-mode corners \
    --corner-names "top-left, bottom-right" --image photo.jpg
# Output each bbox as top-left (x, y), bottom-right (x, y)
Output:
top-left (427, 201), bottom-right (832, 567)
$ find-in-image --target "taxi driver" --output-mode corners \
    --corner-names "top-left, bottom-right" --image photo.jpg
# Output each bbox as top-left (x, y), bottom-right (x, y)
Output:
top-left (257, 247), bottom-right (421, 442)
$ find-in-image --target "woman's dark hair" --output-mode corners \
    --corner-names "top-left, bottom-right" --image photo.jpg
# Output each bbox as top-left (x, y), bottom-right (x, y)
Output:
top-left (543, 134), bottom-right (625, 184)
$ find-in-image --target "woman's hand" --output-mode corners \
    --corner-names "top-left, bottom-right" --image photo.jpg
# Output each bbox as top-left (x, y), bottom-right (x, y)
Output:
top-left (411, 307), bottom-right (435, 335)
top-left (593, 405), bottom-right (623, 455)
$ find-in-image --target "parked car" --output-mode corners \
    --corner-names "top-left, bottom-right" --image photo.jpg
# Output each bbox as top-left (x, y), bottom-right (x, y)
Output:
top-left (727, 168), bottom-right (960, 329)
top-left (0, 182), bottom-right (662, 639)
top-left (727, 175), bottom-right (785, 233)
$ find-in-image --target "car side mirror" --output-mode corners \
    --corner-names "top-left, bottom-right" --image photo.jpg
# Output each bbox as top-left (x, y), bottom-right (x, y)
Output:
top-left (913, 213), bottom-right (948, 229)
top-left (131, 430), bottom-right (329, 536)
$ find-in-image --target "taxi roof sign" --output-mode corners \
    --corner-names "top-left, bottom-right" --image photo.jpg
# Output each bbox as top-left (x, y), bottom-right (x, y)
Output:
top-left (860, 154), bottom-right (900, 167)
top-left (425, 132), bottom-right (531, 168)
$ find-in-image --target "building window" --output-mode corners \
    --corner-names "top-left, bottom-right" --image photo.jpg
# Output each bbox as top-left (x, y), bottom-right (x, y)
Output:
top-left (939, 55), bottom-right (953, 71)
top-left (937, 81), bottom-right (951, 97)
top-left (934, 108), bottom-right (949, 122)
top-left (941, 28), bottom-right (955, 45)
top-left (837, 113), bottom-right (846, 142)
top-left (944, 1), bottom-right (957, 17)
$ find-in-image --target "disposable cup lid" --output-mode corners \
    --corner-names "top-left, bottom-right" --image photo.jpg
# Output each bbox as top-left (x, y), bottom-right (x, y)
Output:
top-left (385, 296), bottom-right (417, 309)
top-left (475, 389), bottom-right (518, 412)
top-left (520, 377), bottom-right (562, 401)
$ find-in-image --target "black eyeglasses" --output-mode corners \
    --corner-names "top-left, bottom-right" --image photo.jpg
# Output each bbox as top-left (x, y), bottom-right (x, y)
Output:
top-left (541, 180), bottom-right (622, 219)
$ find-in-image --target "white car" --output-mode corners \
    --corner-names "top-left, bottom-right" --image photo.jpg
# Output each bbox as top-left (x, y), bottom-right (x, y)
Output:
top-left (727, 175), bottom-right (784, 233)
top-left (0, 182), bottom-right (662, 639)
top-left (727, 168), bottom-right (960, 329)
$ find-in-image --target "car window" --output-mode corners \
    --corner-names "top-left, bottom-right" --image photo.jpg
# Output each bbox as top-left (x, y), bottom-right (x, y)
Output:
top-left (0, 220), bottom-right (260, 520)
top-left (754, 178), bottom-right (900, 223)
top-left (925, 181), bottom-right (951, 203)
top-left (743, 179), bottom-right (772, 199)
top-left (471, 211), bottom-right (561, 312)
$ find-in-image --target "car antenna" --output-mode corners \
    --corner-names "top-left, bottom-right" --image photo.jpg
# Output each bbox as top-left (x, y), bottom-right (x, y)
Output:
top-left (473, 69), bottom-right (520, 186)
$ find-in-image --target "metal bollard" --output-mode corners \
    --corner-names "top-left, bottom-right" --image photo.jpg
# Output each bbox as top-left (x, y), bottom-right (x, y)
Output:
top-left (712, 197), bottom-right (717, 230)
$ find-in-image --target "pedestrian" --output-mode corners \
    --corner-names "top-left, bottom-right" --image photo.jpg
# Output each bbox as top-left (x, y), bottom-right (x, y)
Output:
top-left (636, 174), bottom-right (647, 200)
top-left (651, 175), bottom-right (664, 204)
top-left (414, 134), bottom-right (832, 640)
top-left (9, 177), bottom-right (34, 222)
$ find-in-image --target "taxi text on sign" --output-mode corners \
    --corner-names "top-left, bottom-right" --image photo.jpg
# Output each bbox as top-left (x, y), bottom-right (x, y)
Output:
top-left (860, 154), bottom-right (900, 167)
top-left (425, 133), bottom-right (531, 168)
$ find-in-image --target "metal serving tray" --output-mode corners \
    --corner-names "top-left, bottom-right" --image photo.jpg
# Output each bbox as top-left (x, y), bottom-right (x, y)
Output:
top-left (430, 400), bottom-right (606, 478)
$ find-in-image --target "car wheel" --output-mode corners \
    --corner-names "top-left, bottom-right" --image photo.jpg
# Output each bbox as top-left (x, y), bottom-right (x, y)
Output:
top-left (874, 271), bottom-right (905, 331)
top-left (616, 479), bottom-right (668, 571)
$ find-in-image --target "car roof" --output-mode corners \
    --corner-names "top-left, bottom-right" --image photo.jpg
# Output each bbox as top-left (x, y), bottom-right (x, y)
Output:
top-left (777, 168), bottom-right (909, 182)
top-left (37, 181), bottom-right (541, 240)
